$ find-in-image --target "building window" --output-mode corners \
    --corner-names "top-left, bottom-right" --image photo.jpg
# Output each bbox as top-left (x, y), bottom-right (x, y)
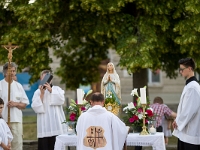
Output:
top-left (148, 69), bottom-right (162, 86)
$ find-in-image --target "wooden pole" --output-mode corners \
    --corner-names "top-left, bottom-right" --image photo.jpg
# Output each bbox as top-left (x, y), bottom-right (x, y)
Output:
top-left (1, 43), bottom-right (19, 126)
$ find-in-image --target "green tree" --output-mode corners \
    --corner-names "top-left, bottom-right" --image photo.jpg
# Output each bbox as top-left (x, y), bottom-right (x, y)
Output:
top-left (1, 0), bottom-right (200, 90)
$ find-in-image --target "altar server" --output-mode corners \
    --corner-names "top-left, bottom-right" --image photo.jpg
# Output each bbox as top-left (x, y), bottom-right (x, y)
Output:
top-left (76, 92), bottom-right (128, 150)
top-left (31, 70), bottom-right (67, 150)
top-left (173, 58), bottom-right (200, 150)
top-left (0, 62), bottom-right (29, 150)
top-left (0, 98), bottom-right (13, 150)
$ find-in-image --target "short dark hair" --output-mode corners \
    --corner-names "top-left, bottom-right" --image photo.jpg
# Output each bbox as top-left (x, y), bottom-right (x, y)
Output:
top-left (3, 62), bottom-right (17, 76)
top-left (153, 97), bottom-right (163, 104)
top-left (0, 98), bottom-right (4, 105)
top-left (178, 58), bottom-right (195, 70)
top-left (91, 92), bottom-right (104, 102)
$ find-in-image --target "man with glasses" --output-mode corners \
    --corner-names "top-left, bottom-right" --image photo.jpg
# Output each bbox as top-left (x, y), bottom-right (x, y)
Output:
top-left (173, 58), bottom-right (200, 150)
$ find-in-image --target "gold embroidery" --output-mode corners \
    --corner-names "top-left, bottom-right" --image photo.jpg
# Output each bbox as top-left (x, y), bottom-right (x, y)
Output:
top-left (83, 126), bottom-right (107, 150)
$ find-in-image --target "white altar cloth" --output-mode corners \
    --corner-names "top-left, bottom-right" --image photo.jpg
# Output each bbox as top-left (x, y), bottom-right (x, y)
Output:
top-left (54, 134), bottom-right (77, 150)
top-left (54, 132), bottom-right (166, 150)
top-left (126, 132), bottom-right (166, 150)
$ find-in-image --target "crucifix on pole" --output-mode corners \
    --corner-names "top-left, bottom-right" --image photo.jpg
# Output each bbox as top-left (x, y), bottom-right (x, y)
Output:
top-left (1, 42), bottom-right (19, 126)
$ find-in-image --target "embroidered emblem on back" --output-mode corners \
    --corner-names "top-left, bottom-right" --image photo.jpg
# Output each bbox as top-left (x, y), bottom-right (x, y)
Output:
top-left (83, 126), bottom-right (107, 149)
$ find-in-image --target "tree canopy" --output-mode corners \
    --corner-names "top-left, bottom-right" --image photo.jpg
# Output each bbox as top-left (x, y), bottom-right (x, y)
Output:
top-left (0, 0), bottom-right (200, 89)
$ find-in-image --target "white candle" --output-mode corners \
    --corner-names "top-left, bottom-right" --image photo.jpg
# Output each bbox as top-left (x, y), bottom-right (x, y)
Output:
top-left (149, 127), bottom-right (156, 134)
top-left (77, 89), bottom-right (84, 104)
top-left (140, 88), bottom-right (147, 104)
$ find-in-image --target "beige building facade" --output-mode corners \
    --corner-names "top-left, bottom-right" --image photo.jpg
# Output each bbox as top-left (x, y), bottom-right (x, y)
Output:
top-left (0, 49), bottom-right (185, 107)
top-left (49, 49), bottom-right (185, 106)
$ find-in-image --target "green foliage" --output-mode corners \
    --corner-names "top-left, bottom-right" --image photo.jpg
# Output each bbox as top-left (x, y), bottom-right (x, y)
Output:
top-left (1, 0), bottom-right (200, 89)
top-left (0, 0), bottom-right (58, 83)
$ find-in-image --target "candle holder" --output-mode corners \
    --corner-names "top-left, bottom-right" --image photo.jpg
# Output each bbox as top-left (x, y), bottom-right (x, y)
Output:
top-left (66, 121), bottom-right (76, 135)
top-left (148, 120), bottom-right (156, 134)
top-left (140, 104), bottom-right (149, 135)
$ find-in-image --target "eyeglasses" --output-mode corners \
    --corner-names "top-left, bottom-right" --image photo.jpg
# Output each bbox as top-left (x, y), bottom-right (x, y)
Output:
top-left (179, 67), bottom-right (188, 72)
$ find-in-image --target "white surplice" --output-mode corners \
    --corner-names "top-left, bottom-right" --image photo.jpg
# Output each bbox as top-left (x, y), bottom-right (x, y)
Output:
top-left (0, 79), bottom-right (29, 122)
top-left (173, 80), bottom-right (200, 145)
top-left (0, 118), bottom-right (13, 150)
top-left (76, 105), bottom-right (128, 150)
top-left (31, 86), bottom-right (67, 138)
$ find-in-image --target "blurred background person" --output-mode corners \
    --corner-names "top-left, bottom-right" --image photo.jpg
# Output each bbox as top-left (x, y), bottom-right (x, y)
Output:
top-left (31, 70), bottom-right (67, 150)
top-left (151, 97), bottom-right (176, 132)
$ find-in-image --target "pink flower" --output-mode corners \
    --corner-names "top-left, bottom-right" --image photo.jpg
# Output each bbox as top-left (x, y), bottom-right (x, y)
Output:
top-left (70, 113), bottom-right (76, 116)
top-left (70, 113), bottom-right (76, 121)
top-left (146, 109), bottom-right (153, 117)
top-left (129, 117), bottom-right (134, 123)
top-left (134, 102), bottom-right (137, 106)
top-left (137, 108), bottom-right (143, 113)
top-left (132, 115), bottom-right (139, 121)
top-left (81, 106), bottom-right (86, 111)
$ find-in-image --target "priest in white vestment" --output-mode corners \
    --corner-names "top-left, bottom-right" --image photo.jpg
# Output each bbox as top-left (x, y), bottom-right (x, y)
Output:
top-left (173, 58), bottom-right (200, 149)
top-left (31, 70), bottom-right (67, 150)
top-left (0, 98), bottom-right (13, 150)
top-left (76, 92), bottom-right (128, 150)
top-left (0, 62), bottom-right (29, 150)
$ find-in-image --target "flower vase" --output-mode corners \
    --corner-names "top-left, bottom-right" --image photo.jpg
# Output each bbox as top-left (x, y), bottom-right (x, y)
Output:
top-left (132, 126), bottom-right (142, 133)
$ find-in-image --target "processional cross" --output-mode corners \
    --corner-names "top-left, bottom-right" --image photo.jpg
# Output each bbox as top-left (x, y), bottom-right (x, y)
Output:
top-left (1, 43), bottom-right (19, 126)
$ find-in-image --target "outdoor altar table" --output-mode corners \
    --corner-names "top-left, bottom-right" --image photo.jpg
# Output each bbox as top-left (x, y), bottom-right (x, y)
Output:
top-left (54, 134), bottom-right (77, 150)
top-left (54, 132), bottom-right (166, 150)
top-left (126, 132), bottom-right (166, 150)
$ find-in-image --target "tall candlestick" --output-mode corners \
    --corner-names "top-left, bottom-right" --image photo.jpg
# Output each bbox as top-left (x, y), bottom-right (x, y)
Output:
top-left (77, 89), bottom-right (84, 104)
top-left (140, 88), bottom-right (147, 104)
top-left (140, 104), bottom-right (149, 135)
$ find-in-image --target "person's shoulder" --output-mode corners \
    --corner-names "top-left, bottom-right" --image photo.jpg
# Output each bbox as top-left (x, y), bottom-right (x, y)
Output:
top-left (14, 80), bottom-right (23, 87)
top-left (0, 118), bottom-right (7, 125)
top-left (188, 81), bottom-right (200, 87)
top-left (0, 79), bottom-right (5, 83)
top-left (52, 85), bottom-right (63, 90)
top-left (151, 103), bottom-right (160, 106)
top-left (78, 111), bottom-right (89, 119)
top-left (162, 104), bottom-right (169, 108)
top-left (105, 110), bottom-right (120, 119)
top-left (187, 81), bottom-right (200, 91)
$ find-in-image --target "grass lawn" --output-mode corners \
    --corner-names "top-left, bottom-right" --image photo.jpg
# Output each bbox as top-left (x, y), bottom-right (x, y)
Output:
top-left (23, 116), bottom-right (37, 140)
top-left (169, 135), bottom-right (178, 145)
